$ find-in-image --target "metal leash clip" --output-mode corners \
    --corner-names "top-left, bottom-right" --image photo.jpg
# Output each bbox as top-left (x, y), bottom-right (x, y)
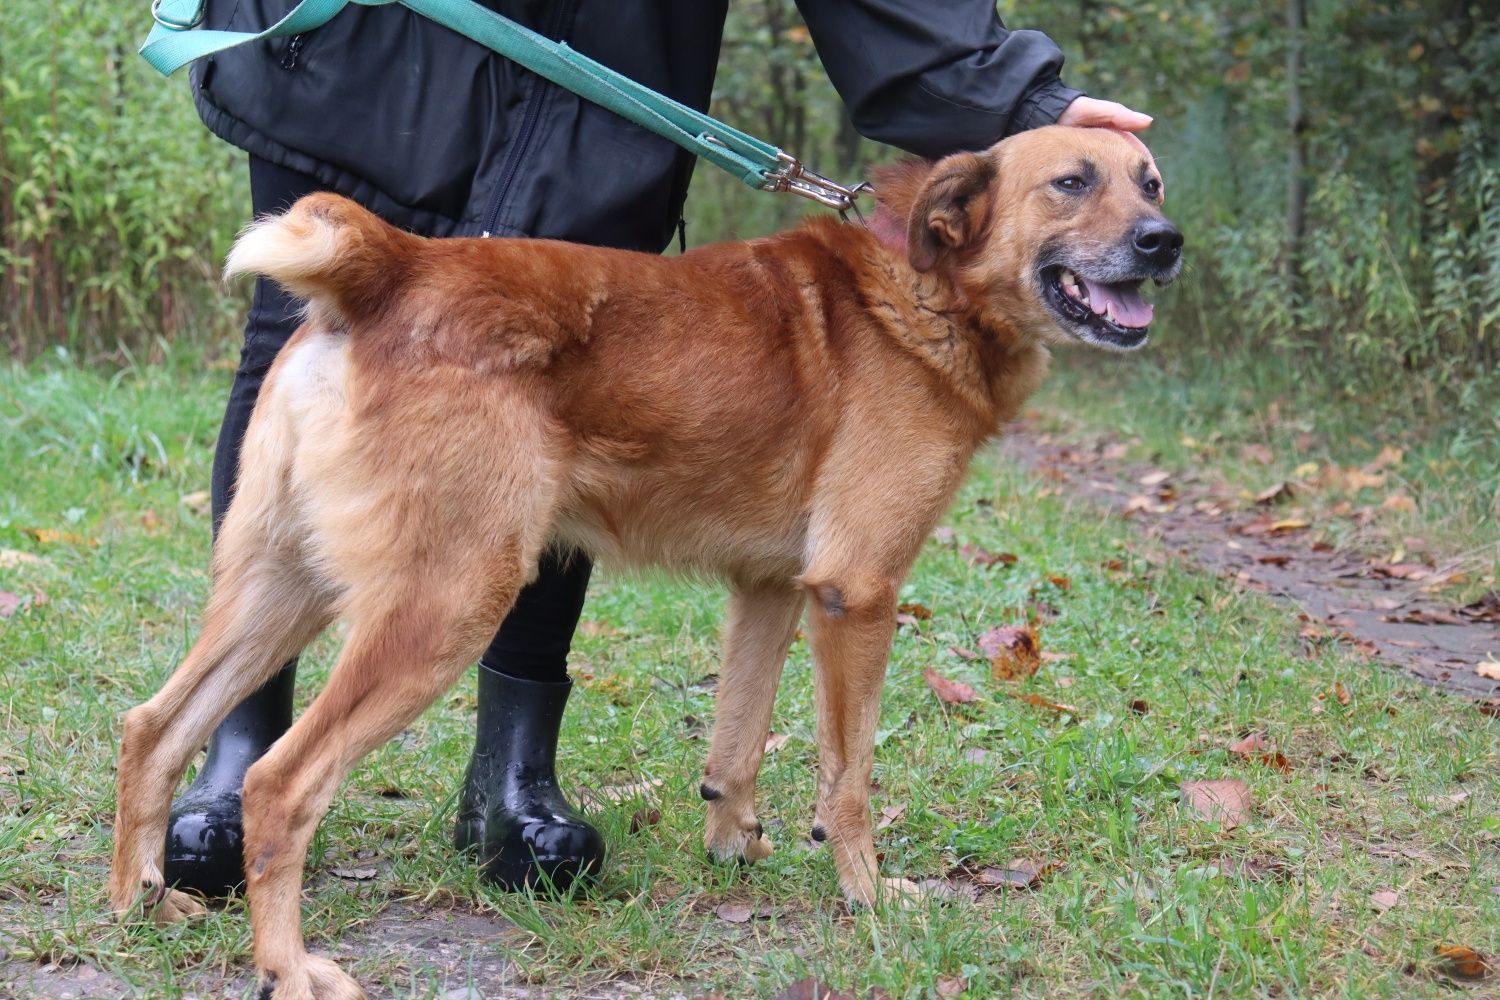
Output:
top-left (764, 151), bottom-right (870, 222)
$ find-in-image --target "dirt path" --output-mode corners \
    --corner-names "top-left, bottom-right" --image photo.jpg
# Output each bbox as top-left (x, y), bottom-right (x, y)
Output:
top-left (999, 420), bottom-right (1500, 703)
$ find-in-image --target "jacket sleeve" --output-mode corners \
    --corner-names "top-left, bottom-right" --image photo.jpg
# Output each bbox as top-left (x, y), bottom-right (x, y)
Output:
top-left (794, 0), bottom-right (1084, 158)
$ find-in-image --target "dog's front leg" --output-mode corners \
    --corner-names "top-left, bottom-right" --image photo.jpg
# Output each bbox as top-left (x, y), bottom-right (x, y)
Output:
top-left (702, 582), bottom-right (804, 865)
top-left (802, 569), bottom-right (920, 907)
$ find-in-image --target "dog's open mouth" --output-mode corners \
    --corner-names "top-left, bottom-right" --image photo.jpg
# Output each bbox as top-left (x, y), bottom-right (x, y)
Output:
top-left (1042, 266), bottom-right (1152, 349)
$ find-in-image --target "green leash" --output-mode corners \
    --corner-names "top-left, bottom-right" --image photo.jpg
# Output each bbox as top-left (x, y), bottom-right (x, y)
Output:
top-left (141, 0), bottom-right (865, 213)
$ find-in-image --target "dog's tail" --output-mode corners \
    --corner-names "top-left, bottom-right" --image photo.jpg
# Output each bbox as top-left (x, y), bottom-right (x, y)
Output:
top-left (225, 192), bottom-right (415, 327)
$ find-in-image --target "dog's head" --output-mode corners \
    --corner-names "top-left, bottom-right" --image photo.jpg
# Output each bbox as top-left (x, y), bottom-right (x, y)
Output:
top-left (895, 125), bottom-right (1182, 351)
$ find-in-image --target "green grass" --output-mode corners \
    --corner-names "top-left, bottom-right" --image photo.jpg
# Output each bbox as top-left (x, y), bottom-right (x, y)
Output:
top-left (1, 350), bottom-right (1496, 998)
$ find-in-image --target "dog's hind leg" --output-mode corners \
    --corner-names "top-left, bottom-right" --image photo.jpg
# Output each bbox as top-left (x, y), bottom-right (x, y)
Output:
top-left (109, 542), bottom-right (334, 925)
top-left (701, 581), bottom-right (804, 865)
top-left (239, 558), bottom-right (529, 1000)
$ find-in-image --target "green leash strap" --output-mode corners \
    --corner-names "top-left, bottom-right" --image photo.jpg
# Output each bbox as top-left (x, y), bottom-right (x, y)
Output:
top-left (141, 0), bottom-right (862, 209)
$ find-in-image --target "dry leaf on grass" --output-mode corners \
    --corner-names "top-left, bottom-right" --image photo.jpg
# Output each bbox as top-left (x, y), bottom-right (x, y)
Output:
top-left (333, 865), bottom-right (378, 880)
top-left (1254, 482), bottom-right (1293, 505)
top-left (1240, 443), bottom-right (1274, 464)
top-left (772, 981), bottom-right (862, 1000)
top-left (179, 490), bottom-right (212, 516)
top-left (1139, 469), bottom-right (1171, 487)
top-left (1129, 699), bottom-right (1150, 715)
top-left (935, 976), bottom-right (967, 997)
top-left (896, 602), bottom-right (933, 628)
top-left (1433, 945), bottom-right (1492, 981)
top-left (714, 902), bottom-right (754, 924)
top-left (1012, 692), bottom-right (1080, 717)
top-left (0, 592), bottom-right (21, 619)
top-left (981, 625), bottom-right (1042, 680)
top-left (875, 803), bottom-right (907, 831)
top-left (1476, 659), bottom-right (1500, 682)
top-left (1333, 682), bottom-right (1352, 706)
top-left (1381, 494), bottom-right (1417, 512)
top-left (1371, 562), bottom-right (1430, 580)
top-left (1182, 779), bottom-right (1252, 829)
top-left (579, 777), bottom-right (664, 810)
top-left (1369, 888), bottom-right (1400, 912)
top-left (1228, 732), bottom-right (1291, 773)
top-left (960, 544), bottom-right (1017, 568)
top-left (0, 550), bottom-right (47, 569)
top-left (925, 667), bottom-right (978, 705)
top-left (973, 858), bottom-right (1061, 891)
top-left (22, 527), bottom-right (96, 546)
top-left (764, 732), bottom-right (793, 754)
top-left (629, 808), bottom-right (661, 834)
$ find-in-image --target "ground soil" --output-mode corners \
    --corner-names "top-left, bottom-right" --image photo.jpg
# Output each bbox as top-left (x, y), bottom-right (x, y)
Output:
top-left (999, 420), bottom-right (1500, 703)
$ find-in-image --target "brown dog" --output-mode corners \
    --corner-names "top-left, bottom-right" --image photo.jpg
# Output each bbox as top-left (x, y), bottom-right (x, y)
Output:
top-left (110, 126), bottom-right (1178, 999)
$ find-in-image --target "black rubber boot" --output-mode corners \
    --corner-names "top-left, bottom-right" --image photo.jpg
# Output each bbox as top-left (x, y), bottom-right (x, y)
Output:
top-left (162, 663), bottom-right (295, 897)
top-left (454, 665), bottom-right (605, 892)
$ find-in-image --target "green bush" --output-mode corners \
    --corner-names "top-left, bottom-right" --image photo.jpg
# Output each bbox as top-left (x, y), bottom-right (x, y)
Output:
top-left (1, 1), bottom-right (247, 359)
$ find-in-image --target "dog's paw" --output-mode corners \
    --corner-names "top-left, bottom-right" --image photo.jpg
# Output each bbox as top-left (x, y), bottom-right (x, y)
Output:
top-left (704, 820), bottom-right (774, 866)
top-left (151, 888), bottom-right (208, 925)
top-left (261, 957), bottom-right (366, 1000)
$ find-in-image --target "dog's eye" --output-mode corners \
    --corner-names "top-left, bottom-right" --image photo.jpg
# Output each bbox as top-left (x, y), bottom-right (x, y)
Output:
top-left (1053, 176), bottom-right (1088, 193)
top-left (1143, 178), bottom-right (1162, 198)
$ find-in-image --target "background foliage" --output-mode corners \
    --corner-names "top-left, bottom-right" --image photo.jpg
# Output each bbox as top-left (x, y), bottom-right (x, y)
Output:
top-left (2, 1), bottom-right (1497, 402)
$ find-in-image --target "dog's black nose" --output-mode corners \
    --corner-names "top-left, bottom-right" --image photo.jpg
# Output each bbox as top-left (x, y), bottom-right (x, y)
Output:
top-left (1132, 219), bottom-right (1183, 268)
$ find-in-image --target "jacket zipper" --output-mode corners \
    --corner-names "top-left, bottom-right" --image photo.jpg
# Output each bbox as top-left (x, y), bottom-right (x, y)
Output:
top-left (481, 0), bottom-right (576, 237)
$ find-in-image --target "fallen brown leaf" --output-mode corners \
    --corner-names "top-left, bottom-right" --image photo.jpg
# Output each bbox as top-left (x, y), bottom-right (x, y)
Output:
top-left (332, 865), bottom-right (378, 880)
top-left (179, 490), bottom-right (212, 516)
top-left (897, 602), bottom-right (932, 620)
top-left (924, 667), bottom-right (978, 706)
top-left (935, 976), bottom-right (967, 998)
top-left (1381, 494), bottom-right (1417, 512)
top-left (1363, 445), bottom-right (1404, 473)
top-left (1139, 469), bottom-right (1171, 487)
top-left (981, 625), bottom-right (1042, 681)
top-left (630, 808), bottom-right (662, 834)
top-left (1371, 562), bottom-right (1430, 580)
top-left (1457, 591), bottom-right (1500, 624)
top-left (1241, 443), bottom-right (1274, 465)
top-left (1012, 692), bottom-right (1079, 717)
top-left (1182, 779), bottom-right (1252, 829)
top-left (22, 527), bottom-right (96, 546)
top-left (1254, 482), bottom-right (1293, 505)
top-left (1129, 699), bottom-right (1150, 715)
top-left (1476, 659), bottom-right (1500, 682)
top-left (764, 731), bottom-right (793, 754)
top-left (1227, 732), bottom-right (1291, 773)
top-left (772, 980), bottom-right (857, 1000)
top-left (0, 549), bottom-right (47, 569)
top-left (1333, 681), bottom-right (1352, 706)
top-left (1370, 888), bottom-right (1400, 912)
top-left (1433, 945), bottom-right (1491, 980)
top-left (973, 858), bottom-right (1060, 890)
top-left (714, 902), bottom-right (754, 924)
top-left (0, 592), bottom-right (21, 619)
top-left (875, 802), bottom-right (907, 831)
top-left (960, 544), bottom-right (1017, 568)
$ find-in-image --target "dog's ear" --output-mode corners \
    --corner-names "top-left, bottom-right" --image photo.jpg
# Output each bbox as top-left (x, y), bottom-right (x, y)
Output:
top-left (907, 152), bottom-right (996, 273)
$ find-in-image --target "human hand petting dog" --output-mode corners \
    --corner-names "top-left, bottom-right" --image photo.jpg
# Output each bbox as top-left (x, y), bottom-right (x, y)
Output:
top-left (1058, 96), bottom-right (1160, 190)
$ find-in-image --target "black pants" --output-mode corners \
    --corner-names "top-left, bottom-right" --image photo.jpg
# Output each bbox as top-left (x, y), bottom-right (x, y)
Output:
top-left (211, 157), bottom-right (591, 683)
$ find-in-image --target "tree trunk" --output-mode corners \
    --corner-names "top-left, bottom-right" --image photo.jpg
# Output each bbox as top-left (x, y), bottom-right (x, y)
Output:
top-left (1284, 0), bottom-right (1307, 295)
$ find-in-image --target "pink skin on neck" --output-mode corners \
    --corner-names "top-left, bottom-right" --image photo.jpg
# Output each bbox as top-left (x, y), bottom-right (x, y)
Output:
top-left (867, 203), bottom-right (907, 255)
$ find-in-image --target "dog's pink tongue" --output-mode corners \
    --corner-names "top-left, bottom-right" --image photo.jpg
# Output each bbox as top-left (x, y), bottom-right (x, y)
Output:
top-left (1080, 277), bottom-right (1153, 328)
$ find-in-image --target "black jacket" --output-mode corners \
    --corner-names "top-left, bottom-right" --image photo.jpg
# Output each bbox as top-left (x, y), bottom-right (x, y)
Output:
top-left (191, 0), bottom-right (1082, 249)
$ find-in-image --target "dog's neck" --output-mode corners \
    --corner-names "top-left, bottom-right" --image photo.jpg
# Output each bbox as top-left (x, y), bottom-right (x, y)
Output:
top-left (866, 160), bottom-right (935, 256)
